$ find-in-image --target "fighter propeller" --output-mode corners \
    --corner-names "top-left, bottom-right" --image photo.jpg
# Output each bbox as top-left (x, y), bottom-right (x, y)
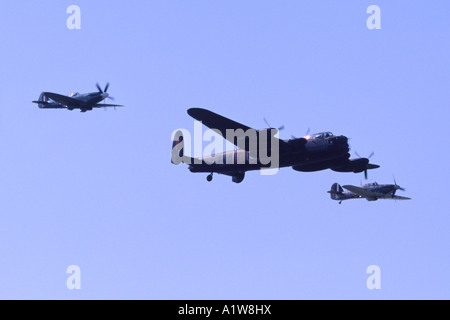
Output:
top-left (393, 177), bottom-right (406, 192)
top-left (96, 82), bottom-right (115, 101)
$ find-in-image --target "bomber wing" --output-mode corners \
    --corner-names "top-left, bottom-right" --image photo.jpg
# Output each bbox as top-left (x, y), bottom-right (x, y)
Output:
top-left (43, 92), bottom-right (85, 107)
top-left (342, 185), bottom-right (386, 199)
top-left (188, 107), bottom-right (253, 135)
top-left (187, 108), bottom-right (304, 154)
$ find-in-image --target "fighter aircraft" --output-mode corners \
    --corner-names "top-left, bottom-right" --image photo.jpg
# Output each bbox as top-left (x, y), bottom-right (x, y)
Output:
top-left (171, 108), bottom-right (380, 183)
top-left (32, 83), bottom-right (123, 112)
top-left (328, 181), bottom-right (411, 204)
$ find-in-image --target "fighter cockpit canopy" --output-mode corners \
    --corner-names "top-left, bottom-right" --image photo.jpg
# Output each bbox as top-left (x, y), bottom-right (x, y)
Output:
top-left (69, 92), bottom-right (80, 97)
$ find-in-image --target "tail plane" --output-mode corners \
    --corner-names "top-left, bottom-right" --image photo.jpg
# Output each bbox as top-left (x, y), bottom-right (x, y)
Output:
top-left (32, 92), bottom-right (49, 108)
top-left (32, 92), bottom-right (65, 109)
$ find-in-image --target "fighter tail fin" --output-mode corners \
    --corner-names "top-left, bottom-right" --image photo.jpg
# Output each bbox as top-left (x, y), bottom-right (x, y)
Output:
top-left (328, 183), bottom-right (344, 200)
top-left (32, 92), bottom-right (49, 108)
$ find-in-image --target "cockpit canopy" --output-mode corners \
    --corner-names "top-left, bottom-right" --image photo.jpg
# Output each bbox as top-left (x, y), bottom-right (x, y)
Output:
top-left (305, 132), bottom-right (334, 140)
top-left (69, 92), bottom-right (80, 97)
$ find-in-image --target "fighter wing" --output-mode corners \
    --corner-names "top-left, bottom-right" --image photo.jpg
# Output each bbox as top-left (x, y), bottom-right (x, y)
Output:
top-left (43, 92), bottom-right (84, 107)
top-left (390, 195), bottom-right (411, 200)
top-left (187, 108), bottom-right (299, 153)
top-left (342, 185), bottom-right (386, 198)
top-left (93, 104), bottom-right (124, 108)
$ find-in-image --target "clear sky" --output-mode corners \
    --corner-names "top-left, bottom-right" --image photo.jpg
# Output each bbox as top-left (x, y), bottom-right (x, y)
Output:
top-left (0, 0), bottom-right (449, 299)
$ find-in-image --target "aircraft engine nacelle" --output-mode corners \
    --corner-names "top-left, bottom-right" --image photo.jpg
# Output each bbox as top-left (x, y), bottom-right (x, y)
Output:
top-left (332, 158), bottom-right (369, 173)
top-left (284, 139), bottom-right (308, 159)
top-left (232, 172), bottom-right (245, 184)
top-left (286, 138), bottom-right (307, 151)
top-left (349, 158), bottom-right (369, 173)
top-left (292, 162), bottom-right (333, 172)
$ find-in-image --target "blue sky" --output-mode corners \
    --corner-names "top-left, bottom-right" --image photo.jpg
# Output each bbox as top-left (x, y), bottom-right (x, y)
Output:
top-left (0, 1), bottom-right (449, 299)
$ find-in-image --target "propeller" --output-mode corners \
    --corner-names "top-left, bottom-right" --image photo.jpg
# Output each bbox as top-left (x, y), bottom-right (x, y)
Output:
top-left (393, 176), bottom-right (405, 191)
top-left (96, 83), bottom-right (103, 93)
top-left (291, 127), bottom-right (310, 140)
top-left (96, 82), bottom-right (111, 94)
top-left (263, 118), bottom-right (285, 132)
top-left (355, 151), bottom-right (374, 160)
top-left (97, 82), bottom-right (116, 110)
top-left (355, 151), bottom-right (375, 180)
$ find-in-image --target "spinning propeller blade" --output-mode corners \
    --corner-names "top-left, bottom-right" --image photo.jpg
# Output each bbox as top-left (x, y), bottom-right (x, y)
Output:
top-left (355, 151), bottom-right (375, 180)
top-left (263, 118), bottom-right (285, 132)
top-left (96, 83), bottom-right (103, 93)
top-left (393, 176), bottom-right (405, 191)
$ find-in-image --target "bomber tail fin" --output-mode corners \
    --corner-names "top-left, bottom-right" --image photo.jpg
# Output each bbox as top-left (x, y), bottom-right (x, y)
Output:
top-left (171, 130), bottom-right (196, 165)
top-left (171, 130), bottom-right (185, 164)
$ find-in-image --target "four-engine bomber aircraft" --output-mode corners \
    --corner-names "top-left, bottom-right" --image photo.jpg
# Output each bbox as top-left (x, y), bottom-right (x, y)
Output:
top-left (32, 83), bottom-right (123, 112)
top-left (328, 181), bottom-right (411, 204)
top-left (172, 108), bottom-right (380, 183)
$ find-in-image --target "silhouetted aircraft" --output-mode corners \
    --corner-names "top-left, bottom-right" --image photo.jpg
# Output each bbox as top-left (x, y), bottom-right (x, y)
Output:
top-left (171, 108), bottom-right (380, 183)
top-left (328, 180), bottom-right (411, 204)
top-left (32, 83), bottom-right (123, 112)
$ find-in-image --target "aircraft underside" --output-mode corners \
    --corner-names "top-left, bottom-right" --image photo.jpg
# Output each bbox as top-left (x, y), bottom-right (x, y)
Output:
top-left (187, 154), bottom-right (352, 183)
